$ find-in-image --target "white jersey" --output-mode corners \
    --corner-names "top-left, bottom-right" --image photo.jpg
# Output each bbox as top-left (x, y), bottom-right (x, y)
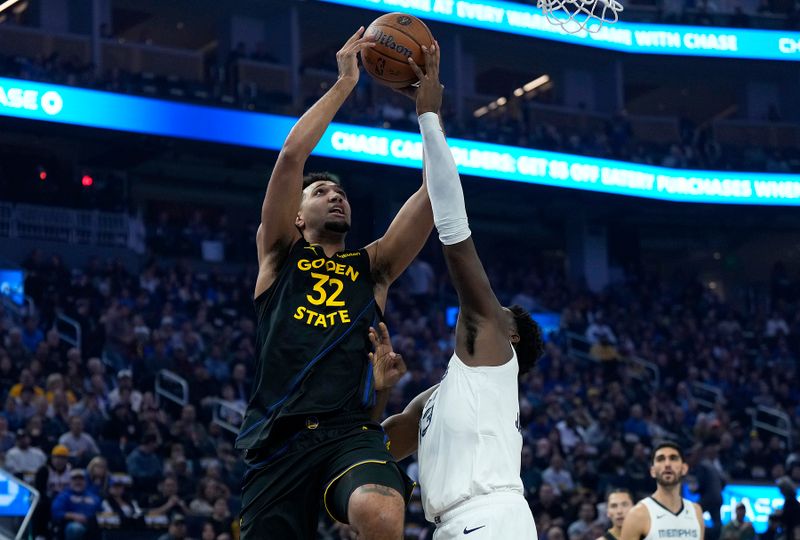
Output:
top-left (417, 348), bottom-right (524, 522)
top-left (642, 497), bottom-right (702, 540)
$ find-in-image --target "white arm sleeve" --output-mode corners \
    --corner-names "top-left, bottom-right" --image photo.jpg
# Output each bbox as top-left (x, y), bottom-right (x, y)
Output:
top-left (418, 112), bottom-right (471, 246)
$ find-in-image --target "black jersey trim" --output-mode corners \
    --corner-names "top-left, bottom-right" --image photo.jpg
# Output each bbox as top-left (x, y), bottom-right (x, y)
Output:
top-left (648, 496), bottom-right (684, 516)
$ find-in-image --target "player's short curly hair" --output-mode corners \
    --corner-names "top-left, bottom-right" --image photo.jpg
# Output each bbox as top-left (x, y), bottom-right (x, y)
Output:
top-left (509, 304), bottom-right (545, 373)
top-left (302, 172), bottom-right (342, 190)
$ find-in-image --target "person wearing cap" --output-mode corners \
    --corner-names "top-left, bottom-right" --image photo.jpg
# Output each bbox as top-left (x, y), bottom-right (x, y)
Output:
top-left (37, 444), bottom-right (72, 498)
top-left (720, 503), bottom-right (755, 540)
top-left (4, 428), bottom-right (47, 478)
top-left (32, 444), bottom-right (72, 539)
top-left (51, 468), bottom-right (103, 540)
top-left (157, 513), bottom-right (188, 540)
top-left (101, 476), bottom-right (144, 529)
top-left (108, 369), bottom-right (143, 413)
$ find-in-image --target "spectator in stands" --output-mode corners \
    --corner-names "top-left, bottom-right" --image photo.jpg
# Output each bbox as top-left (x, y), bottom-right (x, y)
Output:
top-left (33, 444), bottom-right (72, 539)
top-left (157, 513), bottom-right (189, 540)
top-left (543, 454), bottom-right (576, 496)
top-left (695, 442), bottom-right (727, 540)
top-left (4, 327), bottom-right (30, 366)
top-left (58, 415), bottom-right (99, 464)
top-left (87, 456), bottom-right (109, 495)
top-left (126, 433), bottom-right (162, 492)
top-left (101, 476), bottom-right (144, 528)
top-left (35, 444), bottom-right (72, 499)
top-left (149, 475), bottom-right (191, 518)
top-left (5, 428), bottom-right (47, 478)
top-left (108, 369), bottom-right (142, 412)
top-left (51, 468), bottom-right (102, 540)
top-left (0, 415), bottom-right (15, 452)
top-left (21, 316), bottom-right (44, 353)
top-left (623, 404), bottom-right (650, 443)
top-left (585, 312), bottom-right (617, 345)
top-left (766, 312), bottom-right (790, 340)
top-left (547, 526), bottom-right (567, 540)
top-left (721, 503), bottom-right (755, 540)
top-left (204, 344), bottom-right (230, 382)
top-left (9, 369), bottom-right (44, 398)
top-left (778, 476), bottom-right (800, 540)
top-left (567, 501), bottom-right (597, 540)
top-left (209, 497), bottom-right (233, 536)
top-left (189, 477), bottom-right (220, 517)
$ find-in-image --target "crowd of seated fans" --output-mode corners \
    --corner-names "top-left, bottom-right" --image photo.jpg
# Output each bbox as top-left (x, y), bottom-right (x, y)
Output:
top-left (1, 240), bottom-right (799, 539)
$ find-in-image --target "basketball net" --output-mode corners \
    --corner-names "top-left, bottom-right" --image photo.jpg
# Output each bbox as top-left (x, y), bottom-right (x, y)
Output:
top-left (537, 0), bottom-right (623, 34)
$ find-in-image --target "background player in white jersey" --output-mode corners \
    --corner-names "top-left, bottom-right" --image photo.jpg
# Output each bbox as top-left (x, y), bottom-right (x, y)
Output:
top-left (597, 489), bottom-right (634, 540)
top-left (379, 42), bottom-right (545, 539)
top-left (621, 442), bottom-right (706, 540)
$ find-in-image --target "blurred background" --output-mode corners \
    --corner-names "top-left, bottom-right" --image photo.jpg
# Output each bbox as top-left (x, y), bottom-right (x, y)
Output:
top-left (0, 0), bottom-right (799, 539)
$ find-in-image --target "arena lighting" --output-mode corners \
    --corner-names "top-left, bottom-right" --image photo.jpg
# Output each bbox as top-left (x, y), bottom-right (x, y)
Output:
top-left (523, 75), bottom-right (550, 92)
top-left (4, 77), bottom-right (800, 206)
top-left (318, 0), bottom-right (800, 62)
top-left (0, 0), bottom-right (23, 14)
top-left (81, 174), bottom-right (93, 187)
top-left (474, 75), bottom-right (549, 117)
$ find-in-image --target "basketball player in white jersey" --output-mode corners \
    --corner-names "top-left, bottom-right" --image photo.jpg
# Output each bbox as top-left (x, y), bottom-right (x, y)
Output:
top-left (620, 442), bottom-right (705, 540)
top-left (379, 42), bottom-right (545, 539)
top-left (597, 488), bottom-right (634, 540)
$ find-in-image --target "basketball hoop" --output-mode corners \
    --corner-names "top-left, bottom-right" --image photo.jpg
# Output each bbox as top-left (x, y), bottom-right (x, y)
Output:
top-left (537, 0), bottom-right (623, 34)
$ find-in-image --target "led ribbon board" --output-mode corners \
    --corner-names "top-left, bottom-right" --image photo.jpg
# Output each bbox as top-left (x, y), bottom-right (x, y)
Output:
top-left (2, 76), bottom-right (800, 205)
top-left (719, 484), bottom-right (800, 533)
top-left (318, 0), bottom-right (800, 61)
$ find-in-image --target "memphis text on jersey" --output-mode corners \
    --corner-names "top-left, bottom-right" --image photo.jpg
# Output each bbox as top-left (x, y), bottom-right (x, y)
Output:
top-left (293, 256), bottom-right (360, 328)
top-left (655, 528), bottom-right (699, 538)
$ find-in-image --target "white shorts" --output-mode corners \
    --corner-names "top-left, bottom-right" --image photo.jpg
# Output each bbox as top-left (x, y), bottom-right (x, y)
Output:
top-left (432, 492), bottom-right (538, 540)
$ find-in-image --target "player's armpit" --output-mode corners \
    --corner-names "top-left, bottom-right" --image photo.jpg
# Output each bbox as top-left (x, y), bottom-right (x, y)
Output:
top-left (365, 184), bottom-right (433, 286)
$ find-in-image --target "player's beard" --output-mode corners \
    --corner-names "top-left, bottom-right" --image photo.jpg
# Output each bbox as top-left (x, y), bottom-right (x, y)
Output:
top-left (324, 220), bottom-right (350, 233)
top-left (655, 471), bottom-right (682, 487)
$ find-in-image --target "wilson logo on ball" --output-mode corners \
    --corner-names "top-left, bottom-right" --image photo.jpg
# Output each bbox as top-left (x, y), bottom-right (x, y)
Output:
top-left (369, 28), bottom-right (414, 58)
top-left (397, 15), bottom-right (412, 25)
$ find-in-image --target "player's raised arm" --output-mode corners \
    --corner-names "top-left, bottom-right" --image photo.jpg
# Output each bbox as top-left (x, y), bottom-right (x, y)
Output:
top-left (410, 43), bottom-right (508, 365)
top-left (255, 27), bottom-right (375, 298)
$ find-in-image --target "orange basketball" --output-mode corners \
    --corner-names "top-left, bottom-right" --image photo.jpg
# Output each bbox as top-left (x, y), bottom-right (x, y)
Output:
top-left (361, 13), bottom-right (434, 89)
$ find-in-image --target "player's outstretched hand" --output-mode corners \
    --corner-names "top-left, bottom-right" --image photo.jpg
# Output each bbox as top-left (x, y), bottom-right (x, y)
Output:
top-left (336, 26), bottom-right (376, 84)
top-left (368, 322), bottom-right (407, 391)
top-left (407, 39), bottom-right (443, 116)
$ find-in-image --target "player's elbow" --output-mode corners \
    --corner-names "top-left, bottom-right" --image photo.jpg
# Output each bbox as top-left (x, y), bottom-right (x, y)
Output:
top-left (279, 143), bottom-right (308, 165)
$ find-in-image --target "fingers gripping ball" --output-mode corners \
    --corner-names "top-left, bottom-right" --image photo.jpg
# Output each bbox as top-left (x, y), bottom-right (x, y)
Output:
top-left (361, 13), bottom-right (434, 89)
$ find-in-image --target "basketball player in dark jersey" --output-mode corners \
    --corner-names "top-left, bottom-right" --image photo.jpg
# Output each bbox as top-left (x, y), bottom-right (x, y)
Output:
top-left (235, 26), bottom-right (435, 539)
top-left (597, 489), bottom-right (634, 540)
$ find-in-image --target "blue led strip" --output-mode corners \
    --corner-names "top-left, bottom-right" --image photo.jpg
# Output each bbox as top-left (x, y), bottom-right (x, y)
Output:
top-left (317, 0), bottom-right (800, 61)
top-left (2, 77), bottom-right (800, 205)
